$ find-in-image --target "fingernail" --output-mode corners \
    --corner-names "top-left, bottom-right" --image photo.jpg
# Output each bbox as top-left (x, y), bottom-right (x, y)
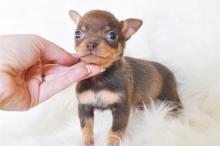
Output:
top-left (101, 68), bottom-right (106, 72)
top-left (85, 65), bottom-right (92, 74)
top-left (71, 53), bottom-right (80, 58)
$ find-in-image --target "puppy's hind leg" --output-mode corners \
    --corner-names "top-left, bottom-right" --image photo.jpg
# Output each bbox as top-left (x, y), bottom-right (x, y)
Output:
top-left (158, 84), bottom-right (182, 113)
top-left (135, 101), bottom-right (145, 111)
top-left (158, 75), bottom-right (182, 112)
top-left (152, 62), bottom-right (182, 111)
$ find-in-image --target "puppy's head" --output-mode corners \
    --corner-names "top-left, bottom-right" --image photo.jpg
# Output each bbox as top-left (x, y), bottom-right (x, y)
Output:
top-left (69, 10), bottom-right (142, 68)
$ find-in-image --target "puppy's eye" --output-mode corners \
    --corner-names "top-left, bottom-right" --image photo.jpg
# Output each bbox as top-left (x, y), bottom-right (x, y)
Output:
top-left (75, 30), bottom-right (84, 39)
top-left (106, 31), bottom-right (117, 41)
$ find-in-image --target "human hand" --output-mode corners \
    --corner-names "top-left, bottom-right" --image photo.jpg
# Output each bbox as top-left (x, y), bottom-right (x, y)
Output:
top-left (0, 34), bottom-right (103, 111)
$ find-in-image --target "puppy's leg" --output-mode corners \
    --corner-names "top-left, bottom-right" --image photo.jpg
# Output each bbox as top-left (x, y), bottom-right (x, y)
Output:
top-left (108, 103), bottom-right (130, 146)
top-left (135, 101), bottom-right (145, 110)
top-left (159, 83), bottom-right (182, 111)
top-left (78, 103), bottom-right (94, 146)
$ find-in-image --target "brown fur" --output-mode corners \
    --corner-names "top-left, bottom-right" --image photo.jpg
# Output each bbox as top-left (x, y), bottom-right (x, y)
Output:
top-left (69, 9), bottom-right (182, 146)
top-left (108, 128), bottom-right (126, 146)
top-left (82, 118), bottom-right (94, 145)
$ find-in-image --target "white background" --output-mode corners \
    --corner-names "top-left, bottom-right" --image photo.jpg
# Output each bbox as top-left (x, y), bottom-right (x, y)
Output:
top-left (0, 0), bottom-right (220, 146)
top-left (1, 0), bottom-right (219, 61)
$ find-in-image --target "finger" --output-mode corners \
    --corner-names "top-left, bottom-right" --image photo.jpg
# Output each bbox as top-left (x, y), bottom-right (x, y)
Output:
top-left (82, 65), bottom-right (105, 79)
top-left (71, 53), bottom-right (80, 58)
top-left (43, 62), bottom-right (86, 76)
top-left (43, 64), bottom-right (104, 82)
top-left (38, 36), bottom-right (79, 65)
top-left (38, 65), bottom-right (103, 103)
top-left (43, 63), bottom-right (104, 82)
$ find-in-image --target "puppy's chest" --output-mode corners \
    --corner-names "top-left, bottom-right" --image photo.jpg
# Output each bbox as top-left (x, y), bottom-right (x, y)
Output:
top-left (76, 89), bottom-right (121, 108)
top-left (76, 75), bottom-right (126, 108)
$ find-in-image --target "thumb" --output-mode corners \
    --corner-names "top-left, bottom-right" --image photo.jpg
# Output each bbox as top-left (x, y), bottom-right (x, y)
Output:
top-left (37, 36), bottom-right (79, 65)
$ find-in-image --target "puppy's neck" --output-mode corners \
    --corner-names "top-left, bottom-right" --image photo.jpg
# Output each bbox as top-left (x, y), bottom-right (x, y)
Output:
top-left (92, 57), bottom-right (124, 79)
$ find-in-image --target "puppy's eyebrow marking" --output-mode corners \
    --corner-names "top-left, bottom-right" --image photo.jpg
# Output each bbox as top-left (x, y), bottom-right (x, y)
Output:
top-left (104, 25), bottom-right (112, 31)
top-left (78, 25), bottom-right (86, 31)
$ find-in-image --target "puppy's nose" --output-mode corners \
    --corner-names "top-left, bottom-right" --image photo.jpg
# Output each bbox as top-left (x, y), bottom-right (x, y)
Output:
top-left (87, 41), bottom-right (98, 51)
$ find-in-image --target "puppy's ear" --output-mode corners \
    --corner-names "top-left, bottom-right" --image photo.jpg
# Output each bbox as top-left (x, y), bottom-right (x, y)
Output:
top-left (69, 10), bottom-right (81, 24)
top-left (121, 19), bottom-right (143, 41)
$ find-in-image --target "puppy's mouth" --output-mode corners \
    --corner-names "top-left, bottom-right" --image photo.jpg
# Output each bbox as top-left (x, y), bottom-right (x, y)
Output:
top-left (81, 53), bottom-right (106, 59)
top-left (79, 52), bottom-right (108, 65)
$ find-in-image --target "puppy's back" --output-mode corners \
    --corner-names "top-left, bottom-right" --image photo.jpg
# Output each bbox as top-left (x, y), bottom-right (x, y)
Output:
top-left (124, 57), bottom-right (180, 106)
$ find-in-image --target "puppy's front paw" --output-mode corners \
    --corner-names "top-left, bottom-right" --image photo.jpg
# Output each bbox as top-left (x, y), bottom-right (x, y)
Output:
top-left (107, 141), bottom-right (120, 146)
top-left (107, 135), bottom-right (121, 146)
top-left (84, 144), bottom-right (94, 146)
top-left (83, 137), bottom-right (94, 146)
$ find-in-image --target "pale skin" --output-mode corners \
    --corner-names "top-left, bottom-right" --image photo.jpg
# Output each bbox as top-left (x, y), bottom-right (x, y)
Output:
top-left (0, 34), bottom-right (103, 111)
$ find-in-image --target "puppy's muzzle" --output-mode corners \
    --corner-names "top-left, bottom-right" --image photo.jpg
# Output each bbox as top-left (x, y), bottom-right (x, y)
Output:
top-left (86, 38), bottom-right (100, 52)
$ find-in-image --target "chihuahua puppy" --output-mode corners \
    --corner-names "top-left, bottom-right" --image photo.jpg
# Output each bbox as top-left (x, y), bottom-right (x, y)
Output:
top-left (69, 10), bottom-right (181, 146)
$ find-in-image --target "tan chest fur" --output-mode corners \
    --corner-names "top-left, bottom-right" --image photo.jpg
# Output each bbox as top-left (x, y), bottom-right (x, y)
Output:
top-left (77, 90), bottom-right (121, 106)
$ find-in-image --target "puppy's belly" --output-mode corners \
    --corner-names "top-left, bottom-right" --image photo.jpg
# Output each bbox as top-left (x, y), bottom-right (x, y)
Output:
top-left (77, 90), bottom-right (121, 107)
